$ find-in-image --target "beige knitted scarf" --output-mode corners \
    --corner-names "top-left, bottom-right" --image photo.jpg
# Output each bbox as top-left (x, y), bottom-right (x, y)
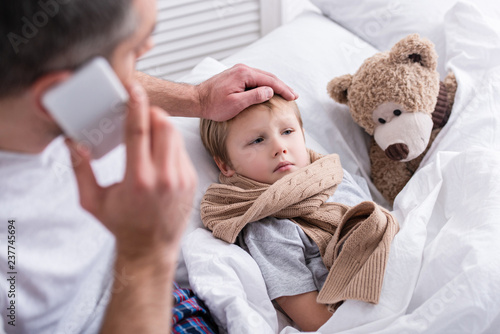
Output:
top-left (201, 150), bottom-right (399, 308)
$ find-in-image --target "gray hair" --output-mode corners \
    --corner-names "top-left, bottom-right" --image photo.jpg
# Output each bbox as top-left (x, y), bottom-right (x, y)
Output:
top-left (0, 0), bottom-right (137, 98)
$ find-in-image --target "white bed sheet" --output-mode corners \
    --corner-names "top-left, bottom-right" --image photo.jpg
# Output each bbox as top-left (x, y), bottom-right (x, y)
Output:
top-left (176, 2), bottom-right (500, 333)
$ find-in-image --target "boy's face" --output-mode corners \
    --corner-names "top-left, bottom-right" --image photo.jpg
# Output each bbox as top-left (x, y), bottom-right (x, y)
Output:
top-left (217, 102), bottom-right (310, 184)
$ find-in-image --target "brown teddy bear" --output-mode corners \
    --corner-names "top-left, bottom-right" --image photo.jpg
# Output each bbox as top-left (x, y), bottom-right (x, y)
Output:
top-left (328, 34), bottom-right (457, 203)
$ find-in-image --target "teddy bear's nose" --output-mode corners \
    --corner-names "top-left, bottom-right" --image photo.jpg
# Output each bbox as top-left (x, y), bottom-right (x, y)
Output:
top-left (385, 143), bottom-right (409, 161)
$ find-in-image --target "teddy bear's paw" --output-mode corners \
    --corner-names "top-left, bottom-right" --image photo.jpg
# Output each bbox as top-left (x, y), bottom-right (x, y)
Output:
top-left (432, 73), bottom-right (457, 129)
top-left (445, 72), bottom-right (457, 111)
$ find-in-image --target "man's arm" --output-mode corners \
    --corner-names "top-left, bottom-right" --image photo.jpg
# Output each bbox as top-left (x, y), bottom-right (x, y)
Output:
top-left (136, 63), bottom-right (298, 121)
top-left (66, 82), bottom-right (197, 333)
top-left (100, 252), bottom-right (176, 332)
top-left (135, 71), bottom-right (200, 118)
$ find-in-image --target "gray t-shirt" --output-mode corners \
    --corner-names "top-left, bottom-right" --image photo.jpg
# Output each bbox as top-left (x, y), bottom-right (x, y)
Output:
top-left (238, 169), bottom-right (372, 300)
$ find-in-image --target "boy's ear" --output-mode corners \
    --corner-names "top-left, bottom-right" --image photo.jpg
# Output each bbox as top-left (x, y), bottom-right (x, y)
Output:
top-left (214, 157), bottom-right (235, 177)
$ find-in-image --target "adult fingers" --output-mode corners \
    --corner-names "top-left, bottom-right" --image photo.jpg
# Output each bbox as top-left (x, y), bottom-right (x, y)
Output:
top-left (65, 138), bottom-right (102, 214)
top-left (150, 107), bottom-right (197, 229)
top-left (233, 64), bottom-right (298, 100)
top-left (124, 82), bottom-right (151, 176)
top-left (150, 107), bottom-right (176, 174)
top-left (150, 107), bottom-right (197, 187)
top-left (171, 128), bottom-right (198, 223)
top-left (229, 86), bottom-right (275, 114)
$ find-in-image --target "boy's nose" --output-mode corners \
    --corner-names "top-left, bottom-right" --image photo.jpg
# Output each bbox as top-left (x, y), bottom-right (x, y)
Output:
top-left (274, 148), bottom-right (287, 157)
top-left (273, 140), bottom-right (288, 157)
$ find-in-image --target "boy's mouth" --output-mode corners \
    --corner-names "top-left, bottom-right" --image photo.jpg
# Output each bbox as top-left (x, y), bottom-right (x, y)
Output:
top-left (273, 161), bottom-right (293, 172)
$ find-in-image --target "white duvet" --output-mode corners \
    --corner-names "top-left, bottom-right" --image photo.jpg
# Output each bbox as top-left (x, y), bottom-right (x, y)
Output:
top-left (175, 2), bottom-right (500, 333)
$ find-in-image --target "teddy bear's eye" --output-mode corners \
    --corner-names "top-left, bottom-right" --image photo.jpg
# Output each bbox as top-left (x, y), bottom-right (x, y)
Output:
top-left (378, 118), bottom-right (386, 124)
top-left (393, 109), bottom-right (402, 116)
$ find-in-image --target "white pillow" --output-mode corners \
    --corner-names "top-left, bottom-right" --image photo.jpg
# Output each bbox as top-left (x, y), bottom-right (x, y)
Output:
top-left (310, 0), bottom-right (459, 78)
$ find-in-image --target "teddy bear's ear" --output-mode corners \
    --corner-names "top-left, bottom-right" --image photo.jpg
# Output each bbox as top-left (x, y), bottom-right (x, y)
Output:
top-left (327, 74), bottom-right (353, 105)
top-left (389, 33), bottom-right (438, 70)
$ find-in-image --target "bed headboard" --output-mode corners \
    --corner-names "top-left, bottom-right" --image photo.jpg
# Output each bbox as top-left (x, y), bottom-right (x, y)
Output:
top-left (136, 0), bottom-right (316, 80)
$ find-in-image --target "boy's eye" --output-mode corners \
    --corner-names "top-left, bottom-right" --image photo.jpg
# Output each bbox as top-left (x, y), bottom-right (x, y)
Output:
top-left (250, 138), bottom-right (264, 145)
top-left (282, 129), bottom-right (293, 135)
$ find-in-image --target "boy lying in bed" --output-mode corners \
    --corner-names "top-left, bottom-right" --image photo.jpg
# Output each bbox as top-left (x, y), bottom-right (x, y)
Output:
top-left (199, 95), bottom-right (398, 331)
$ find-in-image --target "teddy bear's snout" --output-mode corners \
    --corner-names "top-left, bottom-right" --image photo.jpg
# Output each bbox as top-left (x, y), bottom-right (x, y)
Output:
top-left (385, 143), bottom-right (409, 161)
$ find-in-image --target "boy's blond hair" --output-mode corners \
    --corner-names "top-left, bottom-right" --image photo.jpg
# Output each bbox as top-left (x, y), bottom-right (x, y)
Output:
top-left (200, 95), bottom-right (303, 166)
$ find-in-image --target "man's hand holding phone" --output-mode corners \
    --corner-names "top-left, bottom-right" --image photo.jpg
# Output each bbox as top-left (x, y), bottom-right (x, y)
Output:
top-left (65, 81), bottom-right (197, 263)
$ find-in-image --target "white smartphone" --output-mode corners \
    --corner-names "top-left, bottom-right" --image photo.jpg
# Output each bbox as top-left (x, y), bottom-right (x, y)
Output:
top-left (42, 57), bottom-right (129, 159)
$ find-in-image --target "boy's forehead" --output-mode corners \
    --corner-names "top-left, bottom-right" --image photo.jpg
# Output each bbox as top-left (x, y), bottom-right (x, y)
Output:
top-left (227, 105), bottom-right (299, 139)
top-left (237, 100), bottom-right (295, 120)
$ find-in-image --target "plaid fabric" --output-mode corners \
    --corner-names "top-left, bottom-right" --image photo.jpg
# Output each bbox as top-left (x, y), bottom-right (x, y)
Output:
top-left (172, 282), bottom-right (219, 334)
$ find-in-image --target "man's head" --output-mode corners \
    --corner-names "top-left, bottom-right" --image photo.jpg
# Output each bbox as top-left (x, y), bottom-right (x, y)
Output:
top-left (0, 0), bottom-right (157, 149)
top-left (0, 0), bottom-right (152, 98)
top-left (200, 95), bottom-right (310, 184)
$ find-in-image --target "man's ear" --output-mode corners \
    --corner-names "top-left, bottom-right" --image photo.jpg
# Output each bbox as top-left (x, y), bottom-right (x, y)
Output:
top-left (29, 71), bottom-right (72, 121)
top-left (214, 156), bottom-right (236, 177)
top-left (327, 74), bottom-right (352, 105)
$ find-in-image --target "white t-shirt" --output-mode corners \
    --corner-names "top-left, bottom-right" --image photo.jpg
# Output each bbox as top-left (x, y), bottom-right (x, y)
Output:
top-left (0, 137), bottom-right (126, 334)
